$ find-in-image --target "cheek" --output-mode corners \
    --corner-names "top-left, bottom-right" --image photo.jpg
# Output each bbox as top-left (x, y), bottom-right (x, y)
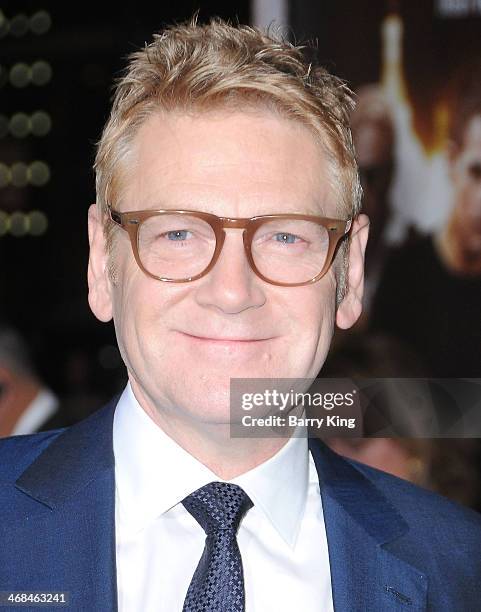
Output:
top-left (284, 280), bottom-right (337, 371)
top-left (111, 266), bottom-right (169, 369)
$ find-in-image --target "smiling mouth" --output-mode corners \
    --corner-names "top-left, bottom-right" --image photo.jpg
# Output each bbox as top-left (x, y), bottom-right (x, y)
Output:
top-left (179, 332), bottom-right (272, 343)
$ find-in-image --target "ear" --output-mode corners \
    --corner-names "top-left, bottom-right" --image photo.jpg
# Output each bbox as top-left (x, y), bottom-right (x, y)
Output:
top-left (87, 204), bottom-right (113, 322)
top-left (336, 213), bottom-right (370, 330)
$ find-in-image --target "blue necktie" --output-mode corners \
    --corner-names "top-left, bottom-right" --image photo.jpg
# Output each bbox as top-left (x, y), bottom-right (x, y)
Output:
top-left (182, 482), bottom-right (253, 612)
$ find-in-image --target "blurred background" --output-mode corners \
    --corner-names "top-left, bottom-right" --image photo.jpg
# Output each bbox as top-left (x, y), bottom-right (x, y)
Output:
top-left (1, 1), bottom-right (480, 507)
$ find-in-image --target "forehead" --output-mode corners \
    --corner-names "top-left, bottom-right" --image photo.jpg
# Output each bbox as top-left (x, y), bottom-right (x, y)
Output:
top-left (122, 109), bottom-right (337, 217)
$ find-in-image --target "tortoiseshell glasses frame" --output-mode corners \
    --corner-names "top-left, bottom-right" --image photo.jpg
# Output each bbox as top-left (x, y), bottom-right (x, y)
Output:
top-left (108, 205), bottom-right (352, 287)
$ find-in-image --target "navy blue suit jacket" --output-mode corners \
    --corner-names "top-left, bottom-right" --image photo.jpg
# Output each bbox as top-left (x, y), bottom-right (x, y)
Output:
top-left (1, 396), bottom-right (481, 611)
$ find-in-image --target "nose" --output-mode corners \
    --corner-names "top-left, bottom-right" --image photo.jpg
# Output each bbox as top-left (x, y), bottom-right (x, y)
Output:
top-left (194, 229), bottom-right (266, 314)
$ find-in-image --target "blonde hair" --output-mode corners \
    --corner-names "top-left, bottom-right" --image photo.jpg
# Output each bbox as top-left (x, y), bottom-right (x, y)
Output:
top-left (94, 17), bottom-right (362, 296)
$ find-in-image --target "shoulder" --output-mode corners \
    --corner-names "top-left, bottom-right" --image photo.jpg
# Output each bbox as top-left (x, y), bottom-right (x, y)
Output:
top-left (0, 395), bottom-right (121, 487)
top-left (0, 429), bottom-right (65, 484)
top-left (312, 438), bottom-right (481, 599)
top-left (342, 455), bottom-right (481, 607)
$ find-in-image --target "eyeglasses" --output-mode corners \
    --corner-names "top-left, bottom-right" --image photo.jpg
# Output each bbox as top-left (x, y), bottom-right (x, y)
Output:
top-left (108, 206), bottom-right (352, 287)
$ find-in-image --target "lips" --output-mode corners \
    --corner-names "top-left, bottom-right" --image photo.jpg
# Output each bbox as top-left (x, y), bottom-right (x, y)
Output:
top-left (179, 332), bottom-right (271, 342)
top-left (174, 331), bottom-right (276, 361)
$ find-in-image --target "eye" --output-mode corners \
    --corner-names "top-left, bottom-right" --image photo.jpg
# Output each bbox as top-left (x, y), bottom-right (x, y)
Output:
top-left (274, 232), bottom-right (302, 244)
top-left (164, 230), bottom-right (192, 241)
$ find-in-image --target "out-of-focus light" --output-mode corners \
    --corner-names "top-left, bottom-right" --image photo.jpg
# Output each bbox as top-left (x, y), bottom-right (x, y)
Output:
top-left (9, 112), bottom-right (30, 138)
top-left (10, 162), bottom-right (28, 187)
top-left (28, 210), bottom-right (48, 235)
top-left (31, 60), bottom-right (52, 86)
top-left (0, 10), bottom-right (8, 39)
top-left (28, 160), bottom-right (50, 186)
top-left (9, 13), bottom-right (29, 37)
top-left (30, 110), bottom-right (51, 136)
top-left (0, 211), bottom-right (8, 236)
top-left (0, 163), bottom-right (10, 187)
top-left (0, 114), bottom-right (8, 138)
top-left (30, 11), bottom-right (51, 35)
top-left (0, 211), bottom-right (48, 237)
top-left (0, 112), bottom-right (52, 138)
top-left (10, 63), bottom-right (31, 88)
top-left (9, 211), bottom-right (28, 237)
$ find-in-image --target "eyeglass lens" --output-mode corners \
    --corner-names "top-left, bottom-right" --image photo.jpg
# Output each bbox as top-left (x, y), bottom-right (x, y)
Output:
top-left (137, 214), bottom-right (330, 283)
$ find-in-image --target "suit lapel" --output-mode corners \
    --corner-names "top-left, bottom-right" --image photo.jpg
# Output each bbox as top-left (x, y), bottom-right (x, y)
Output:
top-left (309, 439), bottom-right (428, 611)
top-left (14, 398), bottom-right (119, 611)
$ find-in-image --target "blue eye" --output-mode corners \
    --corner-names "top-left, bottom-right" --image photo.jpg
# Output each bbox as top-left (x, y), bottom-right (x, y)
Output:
top-left (274, 233), bottom-right (298, 244)
top-left (166, 230), bottom-right (190, 240)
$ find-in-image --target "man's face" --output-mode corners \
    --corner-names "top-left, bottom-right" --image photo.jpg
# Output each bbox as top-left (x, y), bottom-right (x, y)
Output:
top-left (449, 114), bottom-right (481, 253)
top-left (88, 109), bottom-right (365, 425)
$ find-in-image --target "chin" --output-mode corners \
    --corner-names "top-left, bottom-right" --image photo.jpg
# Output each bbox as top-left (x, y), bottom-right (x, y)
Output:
top-left (182, 397), bottom-right (234, 426)
top-left (165, 376), bottom-right (231, 416)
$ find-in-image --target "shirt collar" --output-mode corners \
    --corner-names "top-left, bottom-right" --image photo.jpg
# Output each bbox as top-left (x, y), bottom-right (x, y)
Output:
top-left (113, 383), bottom-right (309, 548)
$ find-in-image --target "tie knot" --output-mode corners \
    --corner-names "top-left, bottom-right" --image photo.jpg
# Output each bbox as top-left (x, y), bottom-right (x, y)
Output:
top-left (182, 482), bottom-right (252, 534)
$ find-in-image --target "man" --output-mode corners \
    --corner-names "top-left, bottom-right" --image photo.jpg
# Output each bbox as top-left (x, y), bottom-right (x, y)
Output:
top-left (371, 69), bottom-right (481, 377)
top-left (0, 325), bottom-right (67, 437)
top-left (1, 19), bottom-right (480, 612)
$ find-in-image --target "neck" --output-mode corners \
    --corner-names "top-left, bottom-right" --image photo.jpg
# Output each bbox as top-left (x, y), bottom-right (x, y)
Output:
top-left (129, 379), bottom-right (290, 480)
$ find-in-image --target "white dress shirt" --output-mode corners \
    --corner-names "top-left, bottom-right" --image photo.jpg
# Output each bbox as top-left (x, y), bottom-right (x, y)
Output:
top-left (113, 383), bottom-right (333, 612)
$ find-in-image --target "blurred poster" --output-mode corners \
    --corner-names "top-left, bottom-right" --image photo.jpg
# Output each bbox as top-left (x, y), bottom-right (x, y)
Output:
top-left (304, 1), bottom-right (481, 507)
top-left (296, 1), bottom-right (481, 378)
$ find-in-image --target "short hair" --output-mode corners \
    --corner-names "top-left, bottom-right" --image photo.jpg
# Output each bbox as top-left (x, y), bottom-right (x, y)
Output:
top-left (94, 17), bottom-right (362, 298)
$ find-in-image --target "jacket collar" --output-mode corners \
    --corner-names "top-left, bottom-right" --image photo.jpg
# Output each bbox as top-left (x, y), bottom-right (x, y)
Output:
top-left (16, 397), bottom-right (119, 508)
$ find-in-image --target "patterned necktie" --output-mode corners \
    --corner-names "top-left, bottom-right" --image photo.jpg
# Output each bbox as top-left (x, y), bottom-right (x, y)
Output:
top-left (182, 481), bottom-right (253, 612)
